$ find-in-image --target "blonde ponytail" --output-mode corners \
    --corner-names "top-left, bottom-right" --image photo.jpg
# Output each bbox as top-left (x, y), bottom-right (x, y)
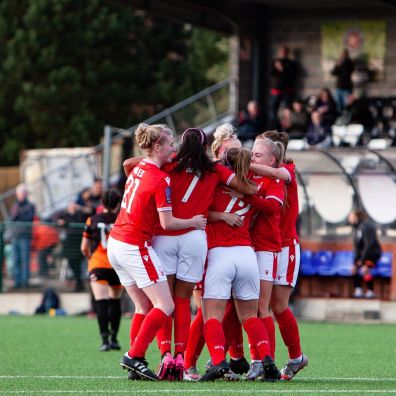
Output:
top-left (211, 123), bottom-right (237, 158)
top-left (135, 123), bottom-right (172, 150)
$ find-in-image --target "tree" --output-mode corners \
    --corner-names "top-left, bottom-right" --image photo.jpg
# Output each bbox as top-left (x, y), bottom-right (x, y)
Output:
top-left (0, 0), bottom-right (228, 165)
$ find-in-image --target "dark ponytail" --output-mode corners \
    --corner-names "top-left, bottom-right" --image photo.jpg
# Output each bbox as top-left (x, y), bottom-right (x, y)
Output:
top-left (174, 128), bottom-right (215, 178)
top-left (102, 189), bottom-right (121, 211)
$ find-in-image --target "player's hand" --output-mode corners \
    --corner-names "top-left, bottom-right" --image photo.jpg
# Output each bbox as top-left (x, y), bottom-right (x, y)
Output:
top-left (274, 60), bottom-right (283, 71)
top-left (222, 213), bottom-right (243, 228)
top-left (223, 187), bottom-right (243, 199)
top-left (192, 214), bottom-right (207, 230)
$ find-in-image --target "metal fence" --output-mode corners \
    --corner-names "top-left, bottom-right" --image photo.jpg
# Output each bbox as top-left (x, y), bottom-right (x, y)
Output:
top-left (0, 221), bottom-right (86, 293)
top-left (0, 78), bottom-right (237, 222)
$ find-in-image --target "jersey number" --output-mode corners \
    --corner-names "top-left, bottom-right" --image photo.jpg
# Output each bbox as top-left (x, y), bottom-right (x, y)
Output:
top-left (121, 175), bottom-right (140, 214)
top-left (181, 175), bottom-right (200, 203)
top-left (225, 197), bottom-right (251, 216)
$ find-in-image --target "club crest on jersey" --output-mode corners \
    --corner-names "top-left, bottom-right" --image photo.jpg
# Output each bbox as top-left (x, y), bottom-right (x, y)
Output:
top-left (165, 187), bottom-right (172, 203)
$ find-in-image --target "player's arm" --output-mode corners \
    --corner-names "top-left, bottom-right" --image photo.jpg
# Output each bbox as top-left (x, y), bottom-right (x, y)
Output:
top-left (123, 156), bottom-right (144, 176)
top-left (81, 218), bottom-right (92, 258)
top-left (244, 195), bottom-right (282, 215)
top-left (216, 163), bottom-right (256, 196)
top-left (228, 176), bottom-right (257, 195)
top-left (208, 211), bottom-right (244, 227)
top-left (158, 211), bottom-right (207, 231)
top-left (80, 236), bottom-right (91, 259)
top-left (250, 164), bottom-right (290, 182)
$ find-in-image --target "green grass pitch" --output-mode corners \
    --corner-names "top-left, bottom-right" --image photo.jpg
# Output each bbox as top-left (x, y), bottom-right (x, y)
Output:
top-left (1, 315), bottom-right (395, 395)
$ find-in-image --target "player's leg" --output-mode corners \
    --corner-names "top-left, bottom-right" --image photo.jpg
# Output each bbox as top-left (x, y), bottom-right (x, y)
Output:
top-left (184, 287), bottom-right (205, 380)
top-left (172, 230), bottom-right (207, 380)
top-left (272, 244), bottom-right (308, 381)
top-left (256, 251), bottom-right (277, 360)
top-left (90, 279), bottom-right (111, 351)
top-left (222, 301), bottom-right (249, 375)
top-left (199, 247), bottom-right (236, 381)
top-left (232, 246), bottom-right (280, 382)
top-left (108, 281), bottom-right (124, 350)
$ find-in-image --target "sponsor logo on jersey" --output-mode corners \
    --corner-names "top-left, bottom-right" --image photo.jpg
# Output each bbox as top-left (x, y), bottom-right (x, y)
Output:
top-left (164, 176), bottom-right (171, 186)
top-left (165, 187), bottom-right (172, 203)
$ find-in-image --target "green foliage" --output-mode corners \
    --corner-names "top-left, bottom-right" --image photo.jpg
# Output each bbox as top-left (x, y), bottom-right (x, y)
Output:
top-left (0, 0), bottom-right (229, 165)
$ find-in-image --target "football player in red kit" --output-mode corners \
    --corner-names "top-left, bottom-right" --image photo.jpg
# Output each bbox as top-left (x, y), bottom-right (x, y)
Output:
top-left (250, 131), bottom-right (308, 381)
top-left (122, 125), bottom-right (256, 381)
top-left (81, 189), bottom-right (123, 352)
top-left (152, 127), bottom-right (256, 380)
top-left (184, 124), bottom-right (251, 379)
top-left (243, 136), bottom-right (285, 379)
top-left (200, 147), bottom-right (280, 382)
top-left (107, 123), bottom-right (207, 381)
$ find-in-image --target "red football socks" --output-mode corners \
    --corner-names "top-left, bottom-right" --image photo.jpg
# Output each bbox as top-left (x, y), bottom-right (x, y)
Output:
top-left (129, 308), bottom-right (168, 358)
top-left (223, 301), bottom-right (244, 359)
top-left (185, 307), bottom-right (205, 369)
top-left (156, 313), bottom-right (173, 355)
top-left (174, 296), bottom-right (191, 355)
top-left (275, 308), bottom-right (302, 359)
top-left (243, 317), bottom-right (270, 360)
top-left (129, 313), bottom-right (145, 347)
top-left (261, 315), bottom-right (276, 359)
top-left (204, 318), bottom-right (225, 365)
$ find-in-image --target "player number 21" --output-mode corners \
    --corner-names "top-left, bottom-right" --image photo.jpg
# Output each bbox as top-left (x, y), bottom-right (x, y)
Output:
top-left (121, 175), bottom-right (140, 214)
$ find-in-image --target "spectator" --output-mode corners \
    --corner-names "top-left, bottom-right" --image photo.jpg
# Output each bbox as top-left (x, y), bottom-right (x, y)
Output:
top-left (269, 45), bottom-right (299, 128)
top-left (331, 49), bottom-right (354, 112)
top-left (32, 220), bottom-right (60, 278)
top-left (56, 202), bottom-right (87, 292)
top-left (314, 88), bottom-right (338, 126)
top-left (345, 95), bottom-right (374, 132)
top-left (10, 184), bottom-right (35, 289)
top-left (280, 99), bottom-right (309, 139)
top-left (76, 178), bottom-right (103, 215)
top-left (348, 209), bottom-right (382, 299)
top-left (238, 100), bottom-right (265, 143)
top-left (306, 111), bottom-right (332, 147)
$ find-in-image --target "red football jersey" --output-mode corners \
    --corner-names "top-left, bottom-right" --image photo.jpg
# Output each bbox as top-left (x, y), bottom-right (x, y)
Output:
top-left (154, 162), bottom-right (235, 236)
top-left (206, 185), bottom-right (255, 249)
top-left (110, 159), bottom-right (172, 246)
top-left (250, 175), bottom-right (284, 252)
top-left (280, 162), bottom-right (299, 247)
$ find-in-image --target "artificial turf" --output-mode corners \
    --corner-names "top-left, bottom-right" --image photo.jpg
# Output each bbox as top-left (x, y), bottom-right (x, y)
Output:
top-left (1, 315), bottom-right (395, 395)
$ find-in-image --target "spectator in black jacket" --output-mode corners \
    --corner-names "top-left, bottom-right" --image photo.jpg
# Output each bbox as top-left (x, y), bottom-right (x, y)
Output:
top-left (238, 100), bottom-right (265, 143)
top-left (331, 49), bottom-right (354, 113)
top-left (10, 184), bottom-right (35, 288)
top-left (348, 209), bottom-right (382, 299)
top-left (280, 99), bottom-right (309, 139)
top-left (269, 45), bottom-right (299, 128)
top-left (306, 111), bottom-right (332, 147)
top-left (57, 202), bottom-right (87, 292)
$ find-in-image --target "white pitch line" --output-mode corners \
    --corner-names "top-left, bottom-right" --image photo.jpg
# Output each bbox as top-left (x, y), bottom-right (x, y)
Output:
top-left (1, 375), bottom-right (396, 382)
top-left (1, 390), bottom-right (396, 394)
